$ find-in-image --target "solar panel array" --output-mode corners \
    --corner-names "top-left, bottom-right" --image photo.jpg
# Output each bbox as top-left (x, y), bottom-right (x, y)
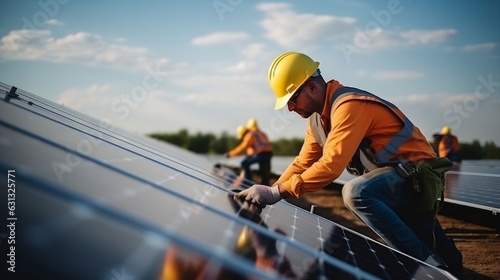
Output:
top-left (0, 82), bottom-right (457, 279)
top-left (445, 162), bottom-right (500, 214)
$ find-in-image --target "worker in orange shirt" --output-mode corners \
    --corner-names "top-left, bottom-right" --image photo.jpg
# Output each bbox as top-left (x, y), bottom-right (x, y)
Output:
top-left (226, 120), bottom-right (273, 185)
top-left (235, 52), bottom-right (462, 277)
top-left (438, 126), bottom-right (461, 162)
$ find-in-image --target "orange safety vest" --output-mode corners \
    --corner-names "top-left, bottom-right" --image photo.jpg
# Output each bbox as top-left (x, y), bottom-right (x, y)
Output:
top-left (310, 86), bottom-right (429, 176)
top-left (229, 128), bottom-right (273, 157)
top-left (438, 134), bottom-right (459, 157)
top-left (248, 129), bottom-right (273, 155)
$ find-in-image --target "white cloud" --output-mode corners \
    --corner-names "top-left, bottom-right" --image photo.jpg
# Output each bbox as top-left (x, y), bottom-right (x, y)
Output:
top-left (463, 43), bottom-right (497, 52)
top-left (173, 72), bottom-right (269, 106)
top-left (240, 43), bottom-right (268, 59)
top-left (46, 19), bottom-right (63, 26)
top-left (54, 82), bottom-right (279, 137)
top-left (372, 70), bottom-right (424, 80)
top-left (439, 93), bottom-right (481, 108)
top-left (58, 84), bottom-right (114, 109)
top-left (220, 43), bottom-right (270, 74)
top-left (352, 28), bottom-right (457, 51)
top-left (191, 32), bottom-right (250, 46)
top-left (257, 2), bottom-right (357, 48)
top-left (256, 3), bottom-right (456, 52)
top-left (390, 92), bottom-right (432, 105)
top-left (0, 29), bottom-right (170, 72)
top-left (224, 61), bottom-right (259, 73)
top-left (400, 29), bottom-right (457, 44)
top-left (356, 70), bottom-right (367, 77)
top-left (56, 84), bottom-right (205, 133)
top-left (356, 70), bottom-right (424, 80)
top-left (405, 94), bottom-right (429, 102)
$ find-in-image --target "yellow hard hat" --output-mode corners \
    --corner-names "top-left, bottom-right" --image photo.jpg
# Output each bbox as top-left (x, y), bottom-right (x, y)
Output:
top-left (236, 125), bottom-right (248, 139)
top-left (268, 52), bottom-right (320, 110)
top-left (246, 118), bottom-right (258, 129)
top-left (441, 126), bottom-right (451, 135)
top-left (236, 226), bottom-right (251, 252)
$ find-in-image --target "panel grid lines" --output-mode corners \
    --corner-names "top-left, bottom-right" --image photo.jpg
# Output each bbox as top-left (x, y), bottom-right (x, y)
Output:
top-left (0, 83), bottom-right (458, 279)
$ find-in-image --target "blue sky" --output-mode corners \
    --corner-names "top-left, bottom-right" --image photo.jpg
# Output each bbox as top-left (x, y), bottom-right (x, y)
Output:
top-left (1, 0), bottom-right (499, 145)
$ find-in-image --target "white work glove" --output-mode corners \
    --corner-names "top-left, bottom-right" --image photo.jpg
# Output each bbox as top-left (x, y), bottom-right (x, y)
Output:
top-left (234, 184), bottom-right (282, 206)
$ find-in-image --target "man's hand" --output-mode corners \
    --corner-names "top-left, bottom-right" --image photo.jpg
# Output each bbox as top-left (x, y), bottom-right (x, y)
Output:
top-left (234, 185), bottom-right (282, 206)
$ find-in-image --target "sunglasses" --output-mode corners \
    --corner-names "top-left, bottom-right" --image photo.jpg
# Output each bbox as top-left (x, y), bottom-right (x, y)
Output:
top-left (288, 84), bottom-right (305, 106)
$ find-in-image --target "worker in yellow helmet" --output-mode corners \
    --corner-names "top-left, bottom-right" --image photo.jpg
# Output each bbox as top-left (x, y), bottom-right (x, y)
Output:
top-left (247, 118), bottom-right (258, 130)
top-left (235, 52), bottom-right (462, 277)
top-left (226, 121), bottom-right (273, 185)
top-left (245, 118), bottom-right (273, 185)
top-left (438, 126), bottom-right (461, 162)
top-left (236, 125), bottom-right (248, 140)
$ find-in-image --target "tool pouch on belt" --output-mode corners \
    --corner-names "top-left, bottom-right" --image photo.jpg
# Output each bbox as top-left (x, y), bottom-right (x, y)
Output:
top-left (409, 157), bottom-right (453, 213)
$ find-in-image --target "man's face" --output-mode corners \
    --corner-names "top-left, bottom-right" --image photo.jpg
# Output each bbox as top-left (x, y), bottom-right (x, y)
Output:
top-left (286, 82), bottom-right (316, 118)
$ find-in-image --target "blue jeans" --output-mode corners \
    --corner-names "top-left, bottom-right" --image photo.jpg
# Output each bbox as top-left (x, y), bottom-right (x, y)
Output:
top-left (241, 152), bottom-right (273, 185)
top-left (342, 167), bottom-right (452, 267)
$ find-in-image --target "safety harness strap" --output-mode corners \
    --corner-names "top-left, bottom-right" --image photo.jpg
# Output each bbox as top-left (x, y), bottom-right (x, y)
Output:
top-left (309, 86), bottom-right (418, 175)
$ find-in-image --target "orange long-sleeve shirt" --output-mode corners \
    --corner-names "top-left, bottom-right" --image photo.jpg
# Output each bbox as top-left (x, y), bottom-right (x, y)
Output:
top-left (276, 80), bottom-right (436, 197)
top-left (228, 129), bottom-right (272, 157)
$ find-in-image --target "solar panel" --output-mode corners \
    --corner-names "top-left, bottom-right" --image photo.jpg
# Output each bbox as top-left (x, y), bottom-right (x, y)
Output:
top-left (0, 82), bottom-right (457, 279)
top-left (444, 167), bottom-right (500, 214)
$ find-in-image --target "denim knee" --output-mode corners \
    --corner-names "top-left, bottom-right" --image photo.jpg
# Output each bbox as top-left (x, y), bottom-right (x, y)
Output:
top-left (342, 178), bottom-right (364, 210)
top-left (341, 167), bottom-right (395, 211)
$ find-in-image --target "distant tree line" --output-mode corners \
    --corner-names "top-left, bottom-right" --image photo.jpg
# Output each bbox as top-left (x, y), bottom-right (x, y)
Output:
top-left (149, 129), bottom-right (500, 159)
top-left (148, 129), bottom-right (303, 156)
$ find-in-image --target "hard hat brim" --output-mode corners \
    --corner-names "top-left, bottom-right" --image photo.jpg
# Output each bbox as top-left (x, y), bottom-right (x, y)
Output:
top-left (274, 92), bottom-right (294, 110)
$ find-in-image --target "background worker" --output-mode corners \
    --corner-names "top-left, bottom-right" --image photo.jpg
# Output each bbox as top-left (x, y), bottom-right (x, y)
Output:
top-left (226, 121), bottom-right (273, 185)
top-left (438, 126), bottom-right (461, 162)
top-left (235, 52), bottom-right (462, 277)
